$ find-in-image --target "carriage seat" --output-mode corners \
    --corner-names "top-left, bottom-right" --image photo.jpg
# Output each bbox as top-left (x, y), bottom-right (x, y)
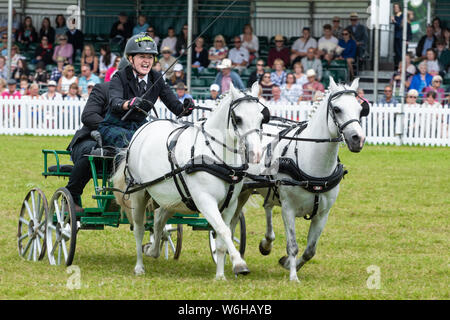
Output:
top-left (47, 164), bottom-right (73, 173)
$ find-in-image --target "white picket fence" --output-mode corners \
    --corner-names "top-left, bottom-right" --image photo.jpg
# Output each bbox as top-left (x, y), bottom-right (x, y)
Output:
top-left (1, 97), bottom-right (449, 146)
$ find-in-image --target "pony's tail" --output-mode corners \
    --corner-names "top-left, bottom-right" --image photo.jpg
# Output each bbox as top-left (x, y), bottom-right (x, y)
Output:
top-left (111, 150), bottom-right (133, 224)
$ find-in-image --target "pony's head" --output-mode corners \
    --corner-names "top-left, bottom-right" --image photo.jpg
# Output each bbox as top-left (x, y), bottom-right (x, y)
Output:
top-left (223, 81), bottom-right (267, 163)
top-left (327, 77), bottom-right (366, 152)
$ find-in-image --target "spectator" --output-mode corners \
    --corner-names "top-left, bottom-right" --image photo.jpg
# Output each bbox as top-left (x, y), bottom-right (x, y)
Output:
top-left (301, 69), bottom-right (324, 101)
top-left (422, 91), bottom-right (441, 108)
top-left (267, 34), bottom-right (290, 68)
top-left (78, 65), bottom-right (101, 95)
top-left (293, 62), bottom-right (307, 87)
top-left (109, 12), bottom-right (133, 48)
top-left (169, 63), bottom-right (186, 86)
top-left (19, 77), bottom-right (29, 95)
top-left (214, 58), bottom-right (245, 94)
top-left (0, 33), bottom-right (8, 55)
top-left (425, 48), bottom-right (440, 76)
top-left (0, 78), bottom-right (5, 93)
top-left (9, 45), bottom-right (24, 72)
top-left (422, 75), bottom-right (445, 104)
top-left (12, 59), bottom-right (31, 83)
top-left (174, 82), bottom-right (193, 103)
top-left (240, 24), bottom-right (259, 63)
top-left (41, 80), bottom-right (62, 100)
top-left (53, 34), bottom-right (73, 64)
top-left (63, 82), bottom-right (82, 101)
top-left (133, 15), bottom-right (149, 36)
top-left (50, 56), bottom-right (65, 82)
top-left (405, 89), bottom-right (419, 105)
top-left (159, 46), bottom-right (177, 79)
top-left (105, 56), bottom-right (121, 82)
top-left (416, 25), bottom-right (436, 59)
top-left (301, 48), bottom-right (323, 81)
top-left (33, 36), bottom-right (54, 66)
top-left (291, 27), bottom-right (317, 65)
top-left (209, 83), bottom-right (220, 100)
top-left (32, 61), bottom-right (49, 84)
top-left (160, 27), bottom-right (177, 55)
top-left (82, 81), bottom-right (96, 99)
top-left (332, 16), bottom-right (344, 39)
top-left (356, 88), bottom-right (366, 104)
top-left (391, 3), bottom-right (412, 67)
top-left (318, 24), bottom-right (339, 61)
top-left (25, 82), bottom-right (40, 99)
top-left (66, 23), bottom-right (84, 60)
top-left (57, 64), bottom-right (78, 95)
top-left (152, 60), bottom-right (161, 73)
top-left (281, 73), bottom-right (302, 103)
top-left (39, 17), bottom-right (55, 44)
top-left (191, 36), bottom-right (209, 71)
top-left (432, 17), bottom-right (443, 38)
top-left (54, 14), bottom-right (68, 38)
top-left (99, 44), bottom-right (116, 79)
top-left (17, 16), bottom-right (38, 48)
top-left (405, 53), bottom-right (416, 75)
top-left (175, 24), bottom-right (188, 56)
top-left (443, 28), bottom-right (450, 48)
top-left (208, 34), bottom-right (228, 68)
top-left (0, 8), bottom-right (19, 38)
top-left (146, 26), bottom-right (160, 46)
top-left (390, 61), bottom-right (413, 95)
top-left (2, 79), bottom-right (21, 98)
top-left (248, 58), bottom-right (266, 88)
top-left (259, 71), bottom-right (274, 100)
top-left (337, 30), bottom-right (357, 79)
top-left (345, 12), bottom-right (369, 59)
top-left (378, 85), bottom-right (398, 105)
top-left (270, 85), bottom-right (287, 104)
top-left (409, 62), bottom-right (432, 94)
top-left (436, 39), bottom-right (450, 73)
top-left (270, 58), bottom-right (287, 86)
top-left (0, 55), bottom-right (8, 80)
top-left (228, 36), bottom-right (249, 73)
top-left (81, 44), bottom-right (99, 75)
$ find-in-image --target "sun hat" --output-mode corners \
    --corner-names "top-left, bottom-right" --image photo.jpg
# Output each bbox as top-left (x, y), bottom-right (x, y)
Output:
top-left (161, 46), bottom-right (172, 53)
top-left (217, 58), bottom-right (232, 69)
top-left (407, 89), bottom-right (419, 97)
top-left (210, 83), bottom-right (220, 92)
top-left (173, 63), bottom-right (183, 72)
top-left (47, 80), bottom-right (57, 86)
top-left (274, 34), bottom-right (284, 41)
top-left (175, 82), bottom-right (187, 90)
top-left (306, 69), bottom-right (316, 77)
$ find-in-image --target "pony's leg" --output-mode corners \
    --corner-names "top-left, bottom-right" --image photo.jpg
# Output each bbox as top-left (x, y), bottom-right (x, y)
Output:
top-left (132, 190), bottom-right (149, 275)
top-left (259, 204), bottom-right (275, 256)
top-left (147, 207), bottom-right (173, 258)
top-left (195, 194), bottom-right (249, 279)
top-left (296, 210), bottom-right (330, 271)
top-left (278, 204), bottom-right (299, 282)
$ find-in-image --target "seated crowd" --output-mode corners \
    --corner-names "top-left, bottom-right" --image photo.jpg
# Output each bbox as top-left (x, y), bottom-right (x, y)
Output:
top-left (0, 10), bottom-right (449, 106)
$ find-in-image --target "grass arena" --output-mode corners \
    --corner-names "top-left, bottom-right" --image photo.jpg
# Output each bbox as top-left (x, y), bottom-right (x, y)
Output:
top-left (0, 135), bottom-right (448, 300)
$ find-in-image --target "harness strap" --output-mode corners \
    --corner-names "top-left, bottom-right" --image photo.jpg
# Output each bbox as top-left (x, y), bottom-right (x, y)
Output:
top-left (304, 194), bottom-right (320, 220)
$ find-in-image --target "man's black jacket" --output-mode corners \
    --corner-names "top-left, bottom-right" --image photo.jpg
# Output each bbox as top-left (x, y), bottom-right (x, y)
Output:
top-left (67, 82), bottom-right (110, 151)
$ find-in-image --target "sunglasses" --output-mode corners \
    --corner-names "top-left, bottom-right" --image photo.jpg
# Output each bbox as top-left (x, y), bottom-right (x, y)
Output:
top-left (342, 33), bottom-right (349, 36)
top-left (407, 96), bottom-right (417, 98)
top-left (263, 76), bottom-right (270, 78)
top-left (333, 20), bottom-right (340, 22)
top-left (433, 80), bottom-right (441, 82)
top-left (257, 63), bottom-right (264, 66)
top-left (384, 90), bottom-right (392, 92)
top-left (215, 40), bottom-right (223, 42)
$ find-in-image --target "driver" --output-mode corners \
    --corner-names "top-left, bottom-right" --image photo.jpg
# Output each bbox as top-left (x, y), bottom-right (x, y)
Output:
top-left (98, 33), bottom-right (194, 149)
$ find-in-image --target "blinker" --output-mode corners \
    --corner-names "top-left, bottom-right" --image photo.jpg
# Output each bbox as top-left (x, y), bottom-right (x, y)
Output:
top-left (360, 100), bottom-right (370, 117)
top-left (261, 106), bottom-right (270, 124)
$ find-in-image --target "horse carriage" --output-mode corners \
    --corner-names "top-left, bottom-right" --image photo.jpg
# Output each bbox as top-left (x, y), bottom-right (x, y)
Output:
top-left (17, 149), bottom-right (246, 266)
top-left (17, 79), bottom-right (369, 281)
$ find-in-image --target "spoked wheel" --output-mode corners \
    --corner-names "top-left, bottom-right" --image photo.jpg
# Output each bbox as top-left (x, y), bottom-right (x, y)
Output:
top-left (145, 224), bottom-right (183, 260)
top-left (17, 188), bottom-right (48, 261)
top-left (209, 211), bottom-right (246, 264)
top-left (46, 188), bottom-right (78, 266)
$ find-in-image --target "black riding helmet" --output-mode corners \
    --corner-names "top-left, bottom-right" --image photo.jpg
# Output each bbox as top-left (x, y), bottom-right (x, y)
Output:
top-left (124, 33), bottom-right (158, 76)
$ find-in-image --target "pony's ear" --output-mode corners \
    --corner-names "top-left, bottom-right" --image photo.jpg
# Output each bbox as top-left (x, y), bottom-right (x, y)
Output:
top-left (229, 82), bottom-right (238, 99)
top-left (350, 77), bottom-right (360, 91)
top-left (250, 81), bottom-right (259, 97)
top-left (329, 76), bottom-right (338, 91)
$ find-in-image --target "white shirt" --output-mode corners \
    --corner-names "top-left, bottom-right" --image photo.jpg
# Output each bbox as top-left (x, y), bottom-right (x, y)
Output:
top-left (318, 36), bottom-right (339, 53)
top-left (99, 53), bottom-right (117, 73)
top-left (161, 37), bottom-right (177, 54)
top-left (41, 92), bottom-right (63, 100)
top-left (240, 34), bottom-right (259, 56)
top-left (228, 47), bottom-right (249, 66)
top-left (292, 37), bottom-right (318, 54)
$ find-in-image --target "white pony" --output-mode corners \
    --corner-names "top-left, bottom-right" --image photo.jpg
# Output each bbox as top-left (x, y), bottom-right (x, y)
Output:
top-left (113, 82), bottom-right (266, 280)
top-left (236, 77), bottom-right (367, 282)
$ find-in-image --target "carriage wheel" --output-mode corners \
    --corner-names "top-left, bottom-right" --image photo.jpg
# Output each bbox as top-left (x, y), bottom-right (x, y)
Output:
top-left (46, 188), bottom-right (78, 266)
top-left (209, 211), bottom-right (246, 264)
top-left (146, 224), bottom-right (183, 260)
top-left (17, 188), bottom-right (48, 261)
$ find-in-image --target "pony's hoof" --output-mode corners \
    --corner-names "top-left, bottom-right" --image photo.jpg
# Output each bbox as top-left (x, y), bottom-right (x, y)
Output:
top-left (142, 243), bottom-right (152, 257)
top-left (233, 264), bottom-right (250, 276)
top-left (290, 276), bottom-right (300, 283)
top-left (278, 256), bottom-right (290, 270)
top-left (215, 274), bottom-right (227, 281)
top-left (259, 241), bottom-right (272, 256)
top-left (134, 266), bottom-right (145, 275)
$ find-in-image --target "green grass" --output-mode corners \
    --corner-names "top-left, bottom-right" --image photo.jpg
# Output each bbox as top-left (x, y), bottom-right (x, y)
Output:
top-left (0, 135), bottom-right (449, 299)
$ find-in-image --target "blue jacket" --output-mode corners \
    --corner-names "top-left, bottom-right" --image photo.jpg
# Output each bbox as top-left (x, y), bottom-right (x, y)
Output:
top-left (214, 71), bottom-right (245, 93)
top-left (409, 73), bottom-right (433, 94)
top-left (338, 39), bottom-right (356, 59)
